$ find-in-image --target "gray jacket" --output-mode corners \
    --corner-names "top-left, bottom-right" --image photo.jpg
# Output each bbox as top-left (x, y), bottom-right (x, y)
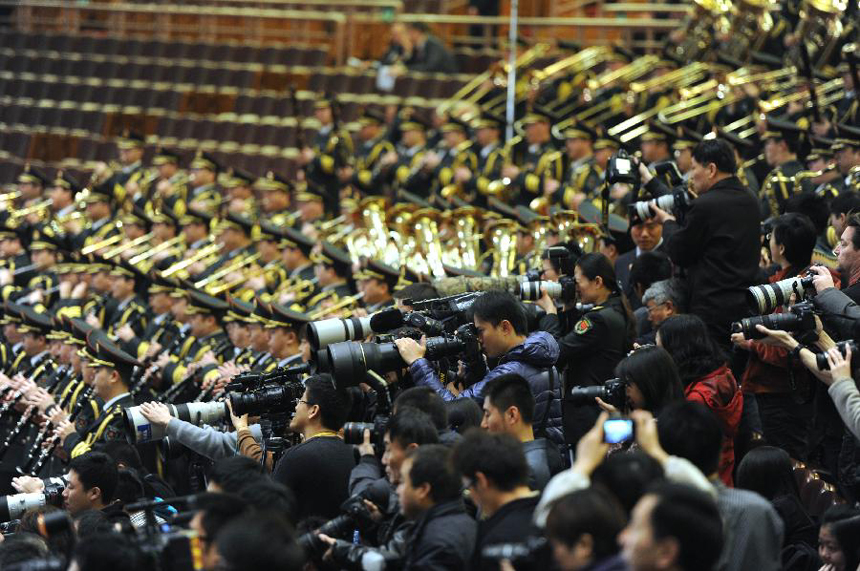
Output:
top-left (165, 418), bottom-right (263, 460)
top-left (813, 287), bottom-right (860, 339)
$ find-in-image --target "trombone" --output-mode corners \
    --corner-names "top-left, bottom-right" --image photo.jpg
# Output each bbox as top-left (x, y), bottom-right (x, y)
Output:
top-left (309, 292), bottom-right (365, 320)
top-left (162, 243), bottom-right (222, 278)
top-left (81, 233), bottom-right (123, 255)
top-left (101, 232), bottom-right (155, 259)
top-left (10, 199), bottom-right (52, 221)
top-left (128, 235), bottom-right (186, 265)
top-left (194, 252), bottom-right (262, 289)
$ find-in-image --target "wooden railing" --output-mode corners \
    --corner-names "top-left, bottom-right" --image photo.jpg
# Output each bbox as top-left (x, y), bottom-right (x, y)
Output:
top-left (1, 0), bottom-right (683, 64)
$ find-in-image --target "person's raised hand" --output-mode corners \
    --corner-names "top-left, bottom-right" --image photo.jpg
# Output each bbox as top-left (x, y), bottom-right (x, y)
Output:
top-left (809, 264), bottom-right (835, 293)
top-left (357, 428), bottom-right (375, 457)
top-left (138, 401), bottom-right (172, 428)
top-left (571, 411), bottom-right (610, 476)
top-left (632, 409), bottom-right (669, 465)
top-left (394, 336), bottom-right (426, 365)
top-left (823, 345), bottom-right (853, 387)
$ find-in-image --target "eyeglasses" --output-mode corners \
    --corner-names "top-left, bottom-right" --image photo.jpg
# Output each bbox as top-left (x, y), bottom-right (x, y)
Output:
top-left (296, 399), bottom-right (310, 407)
top-left (646, 302), bottom-right (668, 314)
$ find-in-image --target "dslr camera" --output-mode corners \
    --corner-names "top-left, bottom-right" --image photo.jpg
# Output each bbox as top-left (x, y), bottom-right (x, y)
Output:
top-left (816, 339), bottom-right (858, 370)
top-left (298, 493), bottom-right (381, 557)
top-left (732, 300), bottom-right (818, 340)
top-left (569, 378), bottom-right (627, 411)
top-left (0, 478), bottom-right (65, 523)
top-left (747, 274), bottom-right (816, 315)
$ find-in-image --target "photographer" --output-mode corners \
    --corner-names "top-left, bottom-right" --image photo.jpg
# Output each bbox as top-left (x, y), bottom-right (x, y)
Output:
top-left (323, 410), bottom-right (439, 569)
top-left (831, 213), bottom-right (860, 303)
top-left (451, 430), bottom-right (541, 571)
top-left (649, 138), bottom-right (761, 350)
top-left (730, 213), bottom-right (838, 461)
top-left (271, 374), bottom-right (355, 521)
top-left (395, 290), bottom-right (564, 446)
top-left (536, 253), bottom-right (634, 447)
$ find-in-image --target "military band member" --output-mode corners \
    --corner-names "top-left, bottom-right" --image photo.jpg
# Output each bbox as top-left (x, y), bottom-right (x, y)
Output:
top-left (556, 123), bottom-right (602, 208)
top-left (301, 98), bottom-right (354, 216)
top-left (75, 182), bottom-right (120, 251)
top-left (221, 168), bottom-right (256, 217)
top-left (119, 274), bottom-right (177, 362)
top-left (255, 171), bottom-right (294, 227)
top-left (458, 113), bottom-right (506, 208)
top-left (833, 123), bottom-right (860, 192)
top-left (60, 333), bottom-right (138, 458)
top-left (344, 108), bottom-right (397, 195)
top-left (187, 151), bottom-right (222, 215)
top-left (500, 109), bottom-right (564, 208)
top-left (150, 147), bottom-right (189, 218)
top-left (266, 303), bottom-right (311, 368)
top-left (356, 259), bottom-right (400, 313)
top-left (760, 117), bottom-right (810, 217)
top-left (306, 242), bottom-right (354, 313)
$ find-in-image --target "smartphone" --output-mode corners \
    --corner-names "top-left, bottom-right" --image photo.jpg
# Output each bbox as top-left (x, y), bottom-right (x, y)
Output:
top-left (603, 417), bottom-right (635, 444)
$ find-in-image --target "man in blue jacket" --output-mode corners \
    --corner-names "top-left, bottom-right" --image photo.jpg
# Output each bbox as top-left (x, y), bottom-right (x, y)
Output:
top-left (395, 290), bottom-right (564, 447)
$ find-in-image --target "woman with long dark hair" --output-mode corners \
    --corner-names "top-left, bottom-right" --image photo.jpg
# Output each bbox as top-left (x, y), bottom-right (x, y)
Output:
top-left (657, 314), bottom-right (743, 485)
top-left (537, 252), bottom-right (635, 447)
top-left (612, 346), bottom-right (685, 415)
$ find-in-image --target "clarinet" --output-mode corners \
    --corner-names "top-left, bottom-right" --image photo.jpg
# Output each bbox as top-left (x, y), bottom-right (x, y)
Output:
top-left (18, 374), bottom-right (78, 471)
top-left (143, 325), bottom-right (189, 398)
top-left (192, 338), bottom-right (235, 403)
top-left (25, 386), bottom-right (94, 476)
top-left (0, 360), bottom-right (59, 425)
top-left (0, 405), bottom-right (35, 460)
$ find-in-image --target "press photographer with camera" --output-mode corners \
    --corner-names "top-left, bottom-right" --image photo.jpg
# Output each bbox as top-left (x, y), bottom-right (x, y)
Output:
top-left (535, 252), bottom-right (634, 447)
top-left (271, 373), bottom-right (355, 521)
top-left (730, 213), bottom-right (840, 461)
top-left (394, 290), bottom-right (564, 447)
top-left (319, 409), bottom-right (440, 569)
top-left (451, 430), bottom-right (543, 571)
top-left (648, 138), bottom-right (761, 350)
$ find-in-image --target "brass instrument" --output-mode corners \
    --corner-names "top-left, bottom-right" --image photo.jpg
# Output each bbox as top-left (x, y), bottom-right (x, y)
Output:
top-left (128, 235), bottom-right (186, 265)
top-left (552, 211), bottom-right (602, 253)
top-left (723, 0), bottom-right (776, 62)
top-left (483, 219), bottom-right (519, 278)
top-left (9, 198), bottom-right (53, 222)
top-left (80, 232), bottom-right (124, 255)
top-left (443, 206), bottom-right (484, 271)
top-left (101, 232), bottom-right (155, 259)
top-left (667, 0), bottom-right (732, 62)
top-left (309, 292), bottom-right (365, 320)
top-left (360, 196), bottom-right (394, 262)
top-left (759, 77), bottom-right (844, 114)
top-left (161, 243), bottom-right (222, 278)
top-left (193, 252), bottom-right (262, 288)
top-left (789, 0), bottom-right (845, 69)
top-left (412, 208), bottom-right (447, 279)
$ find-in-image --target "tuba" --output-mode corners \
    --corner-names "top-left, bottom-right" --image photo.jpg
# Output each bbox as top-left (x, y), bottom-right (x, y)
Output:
top-left (412, 208), bottom-right (447, 279)
top-left (483, 219), bottom-right (519, 278)
top-left (552, 210), bottom-right (602, 253)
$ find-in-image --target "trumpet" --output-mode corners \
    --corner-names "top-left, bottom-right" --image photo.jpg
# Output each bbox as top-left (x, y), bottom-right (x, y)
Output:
top-left (194, 252), bottom-right (262, 288)
top-left (309, 292), bottom-right (365, 320)
top-left (162, 243), bottom-right (222, 278)
top-left (101, 232), bottom-right (155, 259)
top-left (128, 235), bottom-right (187, 265)
top-left (81, 232), bottom-right (124, 255)
top-left (10, 198), bottom-right (53, 221)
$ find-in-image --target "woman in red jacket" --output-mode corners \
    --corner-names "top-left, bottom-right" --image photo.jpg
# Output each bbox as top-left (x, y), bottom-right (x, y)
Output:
top-left (658, 314), bottom-right (743, 485)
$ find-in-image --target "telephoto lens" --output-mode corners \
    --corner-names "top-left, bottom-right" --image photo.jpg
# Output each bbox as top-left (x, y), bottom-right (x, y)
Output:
top-left (307, 308), bottom-right (404, 350)
top-left (322, 341), bottom-right (406, 384)
top-left (0, 482), bottom-right (64, 523)
top-left (519, 281), bottom-right (562, 301)
top-left (730, 302), bottom-right (817, 340)
top-left (124, 402), bottom-right (229, 444)
top-left (746, 275), bottom-right (814, 315)
top-left (342, 416), bottom-right (389, 446)
top-left (815, 340), bottom-right (857, 370)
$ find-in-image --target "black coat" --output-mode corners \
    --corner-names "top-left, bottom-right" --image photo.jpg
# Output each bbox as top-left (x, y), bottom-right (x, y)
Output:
top-left (540, 294), bottom-right (630, 444)
top-left (405, 35), bottom-right (457, 74)
top-left (663, 176), bottom-right (761, 348)
top-left (472, 495), bottom-right (541, 571)
top-left (402, 500), bottom-right (477, 571)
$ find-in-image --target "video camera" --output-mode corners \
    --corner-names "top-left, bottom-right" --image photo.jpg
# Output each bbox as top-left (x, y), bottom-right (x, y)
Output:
top-left (731, 300), bottom-right (818, 340)
top-left (569, 378), bottom-right (627, 411)
top-left (227, 364), bottom-right (310, 417)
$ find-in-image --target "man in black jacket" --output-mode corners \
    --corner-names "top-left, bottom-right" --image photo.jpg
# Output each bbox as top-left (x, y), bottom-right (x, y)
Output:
top-left (272, 374), bottom-right (355, 521)
top-left (452, 431), bottom-right (543, 571)
top-left (399, 445), bottom-right (476, 570)
top-left (651, 138), bottom-right (761, 349)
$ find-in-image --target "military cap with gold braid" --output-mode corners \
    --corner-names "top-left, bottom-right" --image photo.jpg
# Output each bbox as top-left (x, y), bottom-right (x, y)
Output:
top-left (18, 305), bottom-right (52, 335)
top-left (521, 106), bottom-right (553, 126)
top-left (266, 303), bottom-right (311, 330)
top-left (281, 226), bottom-right (315, 256)
top-left (254, 171), bottom-right (293, 194)
top-left (189, 150), bottom-right (220, 173)
top-left (259, 221), bottom-right (284, 243)
top-left (356, 259), bottom-right (400, 290)
top-left (116, 129), bottom-right (145, 150)
top-left (594, 131), bottom-right (621, 152)
top-left (672, 127), bottom-right (703, 151)
top-left (185, 289), bottom-right (230, 318)
top-left (251, 298), bottom-right (275, 326)
top-left (441, 116), bottom-right (470, 134)
top-left (561, 122), bottom-right (597, 142)
top-left (122, 206), bottom-right (150, 229)
top-left (400, 111), bottom-right (432, 133)
top-left (833, 124), bottom-right (860, 151)
top-left (221, 212), bottom-right (254, 237)
top-left (312, 242), bottom-right (353, 273)
top-left (471, 111), bottom-right (504, 131)
top-left (294, 181), bottom-right (326, 203)
top-left (110, 259), bottom-right (147, 282)
top-left (148, 272), bottom-right (178, 295)
top-left (152, 147), bottom-right (181, 166)
top-left (178, 206), bottom-right (214, 227)
top-left (30, 230), bottom-right (60, 252)
top-left (17, 164), bottom-right (48, 186)
top-left (223, 168), bottom-right (255, 189)
top-left (70, 319), bottom-right (95, 354)
top-left (148, 209), bottom-right (179, 228)
top-left (46, 313), bottom-right (68, 342)
top-left (762, 117), bottom-right (803, 144)
top-left (225, 297), bottom-right (255, 324)
top-left (51, 171), bottom-right (81, 193)
top-left (641, 120), bottom-right (675, 144)
top-left (82, 180), bottom-right (114, 204)
top-left (808, 136), bottom-right (835, 162)
top-left (0, 301), bottom-right (23, 326)
top-left (86, 334), bottom-right (142, 378)
top-left (0, 225), bottom-right (18, 241)
top-left (358, 108), bottom-right (387, 127)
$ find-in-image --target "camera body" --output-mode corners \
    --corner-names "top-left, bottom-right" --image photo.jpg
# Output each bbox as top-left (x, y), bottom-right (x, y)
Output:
top-left (569, 378), bottom-right (627, 411)
top-left (224, 364), bottom-right (310, 417)
top-left (298, 493), bottom-right (378, 557)
top-left (816, 339), bottom-right (858, 370)
top-left (343, 416), bottom-right (390, 448)
top-left (628, 186), bottom-right (692, 223)
top-left (606, 148), bottom-right (640, 190)
top-left (732, 300), bottom-right (818, 340)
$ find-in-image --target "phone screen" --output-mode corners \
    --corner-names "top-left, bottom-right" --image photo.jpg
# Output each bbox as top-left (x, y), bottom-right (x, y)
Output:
top-left (603, 418), bottom-right (635, 444)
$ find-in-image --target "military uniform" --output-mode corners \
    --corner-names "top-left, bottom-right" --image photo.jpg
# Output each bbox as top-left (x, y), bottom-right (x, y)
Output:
top-left (305, 99), bottom-right (354, 215)
top-left (760, 118), bottom-right (813, 216)
top-left (352, 109), bottom-right (397, 195)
